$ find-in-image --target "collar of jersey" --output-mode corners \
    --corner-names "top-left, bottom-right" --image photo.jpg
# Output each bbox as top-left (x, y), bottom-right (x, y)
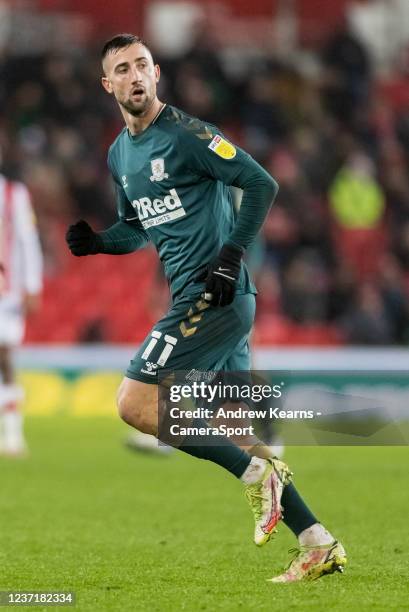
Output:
top-left (127, 103), bottom-right (167, 142)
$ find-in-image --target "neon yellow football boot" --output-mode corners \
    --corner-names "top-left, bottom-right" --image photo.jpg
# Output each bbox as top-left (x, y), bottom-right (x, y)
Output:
top-left (269, 540), bottom-right (347, 583)
top-left (245, 458), bottom-right (293, 546)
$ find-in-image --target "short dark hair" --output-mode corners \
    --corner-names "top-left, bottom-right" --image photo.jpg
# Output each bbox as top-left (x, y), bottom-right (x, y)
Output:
top-left (101, 33), bottom-right (151, 62)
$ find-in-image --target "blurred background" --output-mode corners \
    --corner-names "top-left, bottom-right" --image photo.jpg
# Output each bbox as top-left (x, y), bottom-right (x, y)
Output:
top-left (3, 0), bottom-right (409, 347)
top-left (2, 0), bottom-right (409, 416)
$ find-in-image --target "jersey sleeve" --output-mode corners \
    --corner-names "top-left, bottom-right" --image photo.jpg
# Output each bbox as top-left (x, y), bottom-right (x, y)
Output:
top-left (177, 122), bottom-right (279, 250)
top-left (14, 184), bottom-right (43, 294)
top-left (178, 124), bottom-right (262, 186)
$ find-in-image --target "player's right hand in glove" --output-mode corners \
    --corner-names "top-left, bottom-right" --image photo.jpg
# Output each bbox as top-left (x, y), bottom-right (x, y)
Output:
top-left (65, 220), bottom-right (102, 256)
top-left (196, 243), bottom-right (243, 307)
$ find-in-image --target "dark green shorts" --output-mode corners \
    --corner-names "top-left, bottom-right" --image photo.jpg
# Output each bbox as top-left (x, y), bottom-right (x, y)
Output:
top-left (126, 293), bottom-right (256, 384)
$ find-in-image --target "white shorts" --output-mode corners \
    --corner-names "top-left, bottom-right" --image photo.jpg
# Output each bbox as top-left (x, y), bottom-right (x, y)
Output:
top-left (0, 295), bottom-right (25, 346)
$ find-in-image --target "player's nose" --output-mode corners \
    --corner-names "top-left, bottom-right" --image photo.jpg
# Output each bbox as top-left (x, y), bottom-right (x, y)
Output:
top-left (130, 66), bottom-right (143, 82)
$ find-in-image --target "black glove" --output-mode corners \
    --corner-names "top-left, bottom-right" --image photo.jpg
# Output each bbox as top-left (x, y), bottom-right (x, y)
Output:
top-left (65, 220), bottom-right (102, 256)
top-left (196, 243), bottom-right (243, 307)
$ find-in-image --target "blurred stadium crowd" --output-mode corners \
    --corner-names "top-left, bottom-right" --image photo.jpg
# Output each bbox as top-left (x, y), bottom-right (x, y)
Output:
top-left (1, 1), bottom-right (409, 345)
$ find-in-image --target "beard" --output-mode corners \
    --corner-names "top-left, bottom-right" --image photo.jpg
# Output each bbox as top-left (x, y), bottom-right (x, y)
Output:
top-left (119, 91), bottom-right (153, 117)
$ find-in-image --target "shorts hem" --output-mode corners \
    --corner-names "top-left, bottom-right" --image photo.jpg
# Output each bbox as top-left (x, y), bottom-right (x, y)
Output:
top-left (125, 369), bottom-right (159, 385)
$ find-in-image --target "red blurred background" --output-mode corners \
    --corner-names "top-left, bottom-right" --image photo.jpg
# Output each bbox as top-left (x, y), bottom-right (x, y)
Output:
top-left (2, 0), bottom-right (409, 347)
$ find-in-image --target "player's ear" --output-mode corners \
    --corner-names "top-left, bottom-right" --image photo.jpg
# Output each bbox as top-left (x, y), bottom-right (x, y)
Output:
top-left (154, 64), bottom-right (160, 83)
top-left (101, 76), bottom-right (113, 94)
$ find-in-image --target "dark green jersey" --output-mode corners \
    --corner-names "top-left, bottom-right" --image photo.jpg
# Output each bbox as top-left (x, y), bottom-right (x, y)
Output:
top-left (103, 104), bottom-right (278, 301)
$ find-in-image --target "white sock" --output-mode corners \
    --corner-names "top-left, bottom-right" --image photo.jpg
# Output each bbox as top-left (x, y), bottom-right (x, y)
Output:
top-left (2, 410), bottom-right (25, 451)
top-left (240, 456), bottom-right (267, 485)
top-left (298, 523), bottom-right (335, 547)
top-left (0, 384), bottom-right (25, 452)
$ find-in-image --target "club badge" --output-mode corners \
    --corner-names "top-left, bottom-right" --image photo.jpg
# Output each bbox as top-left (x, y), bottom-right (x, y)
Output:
top-left (150, 158), bottom-right (169, 182)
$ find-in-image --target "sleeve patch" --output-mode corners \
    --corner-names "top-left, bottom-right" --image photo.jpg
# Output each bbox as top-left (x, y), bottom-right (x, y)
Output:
top-left (208, 135), bottom-right (236, 159)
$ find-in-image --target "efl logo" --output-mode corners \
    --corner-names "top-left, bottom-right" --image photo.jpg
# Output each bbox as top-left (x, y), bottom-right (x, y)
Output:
top-left (131, 189), bottom-right (186, 229)
top-left (208, 135), bottom-right (236, 159)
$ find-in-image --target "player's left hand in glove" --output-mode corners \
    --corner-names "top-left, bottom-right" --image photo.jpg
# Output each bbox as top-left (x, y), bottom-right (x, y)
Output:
top-left (196, 243), bottom-right (243, 307)
top-left (65, 220), bottom-right (102, 256)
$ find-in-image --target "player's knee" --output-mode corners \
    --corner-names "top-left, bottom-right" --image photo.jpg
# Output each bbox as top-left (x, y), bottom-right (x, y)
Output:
top-left (117, 386), bottom-right (138, 425)
top-left (117, 392), bottom-right (131, 424)
top-left (116, 380), bottom-right (157, 435)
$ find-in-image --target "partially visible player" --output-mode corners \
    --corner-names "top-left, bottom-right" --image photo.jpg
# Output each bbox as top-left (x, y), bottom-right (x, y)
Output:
top-left (0, 174), bottom-right (43, 455)
top-left (124, 429), bottom-right (174, 455)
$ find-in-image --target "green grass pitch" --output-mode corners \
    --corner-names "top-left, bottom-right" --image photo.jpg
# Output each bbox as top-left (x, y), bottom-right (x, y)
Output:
top-left (1, 416), bottom-right (408, 611)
